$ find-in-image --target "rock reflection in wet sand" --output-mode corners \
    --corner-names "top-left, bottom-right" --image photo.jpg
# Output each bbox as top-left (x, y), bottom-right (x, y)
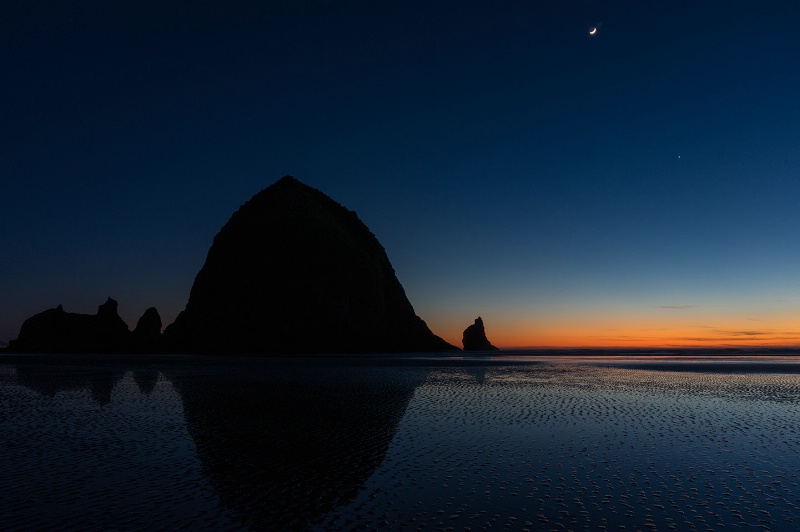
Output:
top-left (0, 366), bottom-right (238, 530)
top-left (165, 360), bottom-right (428, 530)
top-left (0, 358), bottom-right (428, 530)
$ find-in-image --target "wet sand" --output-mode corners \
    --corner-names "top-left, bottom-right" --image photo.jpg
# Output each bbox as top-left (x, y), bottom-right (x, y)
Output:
top-left (324, 362), bottom-right (800, 530)
top-left (2, 354), bottom-right (799, 530)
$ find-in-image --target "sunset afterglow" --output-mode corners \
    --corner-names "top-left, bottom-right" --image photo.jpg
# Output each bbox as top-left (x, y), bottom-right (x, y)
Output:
top-left (427, 304), bottom-right (800, 349)
top-left (3, 2), bottom-right (800, 351)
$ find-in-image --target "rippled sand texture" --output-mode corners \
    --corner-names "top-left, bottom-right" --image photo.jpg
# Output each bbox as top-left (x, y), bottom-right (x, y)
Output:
top-left (0, 366), bottom-right (239, 530)
top-left (3, 360), bottom-right (800, 530)
top-left (323, 364), bottom-right (800, 530)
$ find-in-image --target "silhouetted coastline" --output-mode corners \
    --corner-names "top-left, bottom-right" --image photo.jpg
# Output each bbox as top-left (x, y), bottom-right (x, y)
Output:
top-left (7, 177), bottom-right (458, 355)
top-left (6, 298), bottom-right (162, 354)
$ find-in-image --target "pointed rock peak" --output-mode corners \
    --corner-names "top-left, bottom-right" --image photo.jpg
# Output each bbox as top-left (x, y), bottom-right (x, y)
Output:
top-left (236, 176), bottom-right (348, 221)
top-left (263, 175), bottom-right (334, 200)
top-left (98, 297), bottom-right (119, 317)
top-left (140, 306), bottom-right (161, 320)
top-left (462, 316), bottom-right (499, 352)
top-left (132, 307), bottom-right (163, 353)
top-left (135, 307), bottom-right (162, 333)
top-left (275, 175), bottom-right (299, 185)
top-left (266, 175), bottom-right (314, 195)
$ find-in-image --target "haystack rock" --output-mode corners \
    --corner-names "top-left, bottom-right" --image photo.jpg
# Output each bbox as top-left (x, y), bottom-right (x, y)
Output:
top-left (462, 317), bottom-right (499, 351)
top-left (163, 176), bottom-right (458, 354)
top-left (8, 297), bottom-right (131, 353)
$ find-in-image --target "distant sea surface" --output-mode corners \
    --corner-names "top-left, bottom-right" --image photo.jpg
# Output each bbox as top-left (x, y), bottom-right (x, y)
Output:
top-left (2, 351), bottom-right (800, 530)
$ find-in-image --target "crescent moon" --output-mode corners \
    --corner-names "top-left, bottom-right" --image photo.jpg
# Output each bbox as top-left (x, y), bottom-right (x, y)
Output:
top-left (589, 27), bottom-right (597, 35)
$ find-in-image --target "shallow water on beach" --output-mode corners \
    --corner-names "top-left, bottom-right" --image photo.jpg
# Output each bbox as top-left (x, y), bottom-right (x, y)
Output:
top-left (0, 366), bottom-right (239, 530)
top-left (2, 356), bottom-right (800, 530)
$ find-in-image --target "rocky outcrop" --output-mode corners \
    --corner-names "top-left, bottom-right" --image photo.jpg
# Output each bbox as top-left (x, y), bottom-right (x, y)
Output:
top-left (8, 297), bottom-right (132, 353)
top-left (131, 307), bottom-right (162, 353)
top-left (7, 298), bottom-right (162, 354)
top-left (8, 177), bottom-right (455, 355)
top-left (163, 176), bottom-right (457, 354)
top-left (462, 317), bottom-right (499, 351)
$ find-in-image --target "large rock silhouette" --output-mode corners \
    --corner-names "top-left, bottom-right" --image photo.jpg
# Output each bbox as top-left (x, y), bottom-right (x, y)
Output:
top-left (163, 176), bottom-right (457, 354)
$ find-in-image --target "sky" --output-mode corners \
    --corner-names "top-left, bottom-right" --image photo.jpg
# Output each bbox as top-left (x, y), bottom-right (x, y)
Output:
top-left (3, 0), bottom-right (800, 348)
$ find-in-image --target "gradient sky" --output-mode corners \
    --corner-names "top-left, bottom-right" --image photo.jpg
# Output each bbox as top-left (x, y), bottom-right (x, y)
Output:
top-left (3, 1), bottom-right (800, 348)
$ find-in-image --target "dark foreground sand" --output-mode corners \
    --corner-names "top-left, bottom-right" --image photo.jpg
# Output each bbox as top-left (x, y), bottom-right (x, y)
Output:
top-left (2, 354), bottom-right (799, 530)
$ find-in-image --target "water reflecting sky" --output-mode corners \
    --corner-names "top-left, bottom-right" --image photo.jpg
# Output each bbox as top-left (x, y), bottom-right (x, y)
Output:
top-left (1, 356), bottom-right (799, 530)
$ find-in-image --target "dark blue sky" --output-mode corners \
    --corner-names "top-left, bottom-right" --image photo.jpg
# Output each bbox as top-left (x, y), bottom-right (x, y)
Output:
top-left (3, 1), bottom-right (800, 347)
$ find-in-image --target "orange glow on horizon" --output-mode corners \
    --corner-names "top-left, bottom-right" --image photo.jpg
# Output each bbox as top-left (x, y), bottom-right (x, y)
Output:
top-left (431, 311), bottom-right (800, 350)
top-left (441, 331), bottom-right (800, 350)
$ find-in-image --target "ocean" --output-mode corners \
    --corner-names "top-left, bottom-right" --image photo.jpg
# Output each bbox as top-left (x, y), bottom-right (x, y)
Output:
top-left (2, 352), bottom-right (800, 530)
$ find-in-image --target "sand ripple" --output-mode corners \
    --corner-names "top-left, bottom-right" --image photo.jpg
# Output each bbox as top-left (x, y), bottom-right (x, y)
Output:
top-left (0, 369), bottom-right (241, 530)
top-left (322, 364), bottom-right (800, 530)
top-left (3, 360), bottom-right (800, 530)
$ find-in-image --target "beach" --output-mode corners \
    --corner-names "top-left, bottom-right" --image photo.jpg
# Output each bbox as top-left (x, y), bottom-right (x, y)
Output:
top-left (2, 354), bottom-right (799, 530)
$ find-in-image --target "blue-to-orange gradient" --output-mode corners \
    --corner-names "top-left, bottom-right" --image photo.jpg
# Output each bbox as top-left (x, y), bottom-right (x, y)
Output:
top-left (3, 2), bottom-right (800, 349)
top-left (427, 307), bottom-right (800, 349)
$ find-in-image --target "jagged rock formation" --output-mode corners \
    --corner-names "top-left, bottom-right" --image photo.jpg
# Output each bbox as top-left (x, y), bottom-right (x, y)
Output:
top-left (8, 177), bottom-right (455, 355)
top-left (462, 316), bottom-right (499, 351)
top-left (7, 298), bottom-right (161, 354)
top-left (8, 297), bottom-right (129, 353)
top-left (163, 176), bottom-right (457, 354)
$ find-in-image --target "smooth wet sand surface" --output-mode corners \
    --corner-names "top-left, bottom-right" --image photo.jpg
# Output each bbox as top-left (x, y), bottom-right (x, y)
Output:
top-left (2, 356), bottom-right (800, 530)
